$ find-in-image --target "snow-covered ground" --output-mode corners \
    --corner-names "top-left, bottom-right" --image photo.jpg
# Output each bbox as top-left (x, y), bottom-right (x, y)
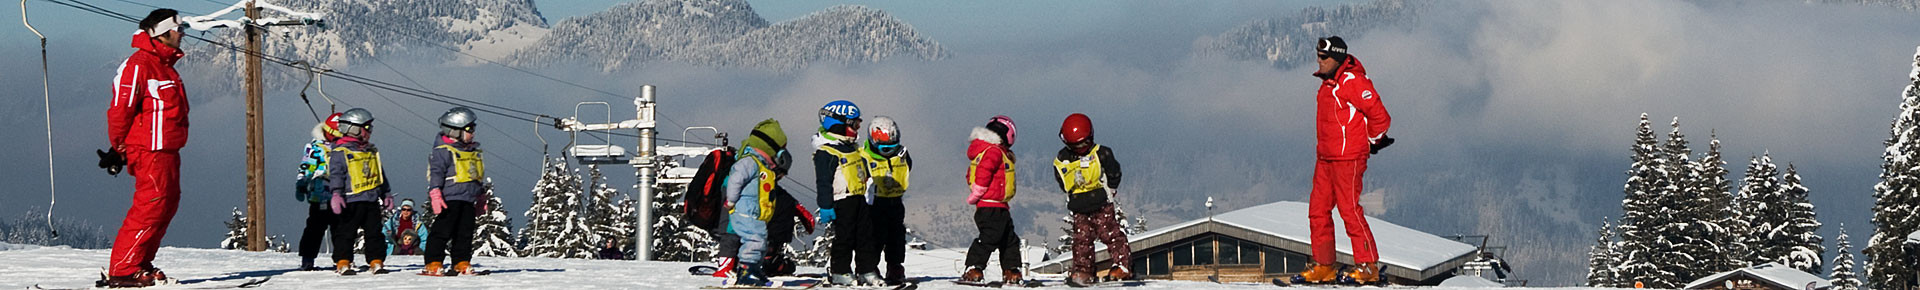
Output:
top-left (0, 243), bottom-right (1597, 289)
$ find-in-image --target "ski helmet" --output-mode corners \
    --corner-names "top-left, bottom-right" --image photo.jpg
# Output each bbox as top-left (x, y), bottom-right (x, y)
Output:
top-left (439, 107), bottom-right (477, 137)
top-left (337, 108), bottom-right (375, 137)
top-left (986, 115), bottom-right (1016, 146)
top-left (1060, 113), bottom-right (1093, 146)
top-left (321, 112), bottom-right (344, 140)
top-left (818, 100), bottom-right (862, 136)
top-left (867, 116), bottom-right (903, 157)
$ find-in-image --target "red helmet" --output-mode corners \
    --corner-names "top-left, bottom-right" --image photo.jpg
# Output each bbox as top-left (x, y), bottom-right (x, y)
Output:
top-left (1060, 113), bottom-right (1093, 146)
top-left (322, 112), bottom-right (344, 140)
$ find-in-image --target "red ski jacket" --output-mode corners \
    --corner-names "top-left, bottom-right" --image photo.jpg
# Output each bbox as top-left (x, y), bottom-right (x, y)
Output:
top-left (966, 127), bottom-right (1015, 209)
top-left (1315, 56), bottom-right (1390, 161)
top-left (109, 31), bottom-right (190, 152)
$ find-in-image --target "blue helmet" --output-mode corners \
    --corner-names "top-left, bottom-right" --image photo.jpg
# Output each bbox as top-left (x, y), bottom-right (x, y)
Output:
top-left (818, 100), bottom-right (862, 131)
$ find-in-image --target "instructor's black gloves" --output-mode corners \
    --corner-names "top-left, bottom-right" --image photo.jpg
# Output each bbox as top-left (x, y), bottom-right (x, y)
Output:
top-left (1369, 136), bottom-right (1395, 154)
top-left (97, 149), bottom-right (127, 176)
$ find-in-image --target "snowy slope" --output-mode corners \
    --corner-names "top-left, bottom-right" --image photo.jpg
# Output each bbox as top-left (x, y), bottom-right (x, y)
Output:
top-left (0, 243), bottom-right (1599, 289)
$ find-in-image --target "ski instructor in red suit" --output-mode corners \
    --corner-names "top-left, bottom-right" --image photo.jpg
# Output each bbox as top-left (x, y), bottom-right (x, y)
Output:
top-left (103, 8), bottom-right (192, 288)
top-left (1291, 36), bottom-right (1395, 285)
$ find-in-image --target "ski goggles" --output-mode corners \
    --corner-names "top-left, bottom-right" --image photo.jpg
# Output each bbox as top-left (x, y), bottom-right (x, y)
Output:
top-left (873, 142), bottom-right (903, 157)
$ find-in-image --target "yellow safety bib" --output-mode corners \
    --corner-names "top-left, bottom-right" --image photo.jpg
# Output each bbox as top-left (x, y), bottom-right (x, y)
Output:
top-left (729, 155), bottom-right (780, 221)
top-left (967, 148), bottom-right (1017, 202)
top-left (862, 147), bottom-right (911, 198)
top-left (334, 147), bottom-right (386, 195)
top-left (1053, 145), bottom-right (1106, 195)
top-left (437, 144), bottom-right (486, 184)
top-left (820, 145), bottom-right (870, 196)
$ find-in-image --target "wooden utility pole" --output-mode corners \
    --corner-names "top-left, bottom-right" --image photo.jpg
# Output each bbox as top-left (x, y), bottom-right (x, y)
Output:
top-left (243, 0), bottom-right (267, 252)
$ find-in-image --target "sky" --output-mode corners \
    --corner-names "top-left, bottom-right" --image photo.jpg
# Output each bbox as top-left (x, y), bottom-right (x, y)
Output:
top-left (4, 0), bottom-right (1920, 285)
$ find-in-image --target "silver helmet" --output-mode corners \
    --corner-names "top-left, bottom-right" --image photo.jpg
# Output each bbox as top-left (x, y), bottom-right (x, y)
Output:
top-left (337, 108), bottom-right (374, 137)
top-left (439, 107), bottom-right (476, 137)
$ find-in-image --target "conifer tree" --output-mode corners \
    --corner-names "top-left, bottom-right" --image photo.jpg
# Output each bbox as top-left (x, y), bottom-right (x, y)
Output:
top-left (1737, 154), bottom-right (1784, 267)
top-left (1588, 217), bottom-right (1620, 287)
top-left (1697, 133), bottom-right (1743, 273)
top-left (583, 165), bottom-right (634, 258)
top-left (1868, 47), bottom-right (1920, 290)
top-left (1660, 118), bottom-right (1717, 282)
top-left (474, 179), bottom-right (519, 257)
top-left (1777, 164), bottom-right (1824, 274)
top-left (521, 158), bottom-right (594, 258)
top-left (1830, 224), bottom-right (1862, 290)
top-left (1617, 113), bottom-right (1677, 288)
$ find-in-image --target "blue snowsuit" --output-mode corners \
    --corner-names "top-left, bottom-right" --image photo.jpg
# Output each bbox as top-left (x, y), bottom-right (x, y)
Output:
top-left (726, 148), bottom-right (778, 263)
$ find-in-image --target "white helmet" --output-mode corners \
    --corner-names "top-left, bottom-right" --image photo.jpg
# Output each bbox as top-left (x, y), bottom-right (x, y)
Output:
top-left (867, 116), bottom-right (902, 157)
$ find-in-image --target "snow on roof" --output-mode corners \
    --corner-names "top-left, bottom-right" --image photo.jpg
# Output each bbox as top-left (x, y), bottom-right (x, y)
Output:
top-left (1036, 201), bottom-right (1477, 273)
top-left (1684, 263), bottom-right (1832, 290)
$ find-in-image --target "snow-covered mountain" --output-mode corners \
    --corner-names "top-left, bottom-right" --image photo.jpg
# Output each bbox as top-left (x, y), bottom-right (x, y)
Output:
top-left (178, 0), bottom-right (550, 92)
top-left (1194, 0), bottom-right (1425, 70)
top-left (508, 0), bottom-right (947, 72)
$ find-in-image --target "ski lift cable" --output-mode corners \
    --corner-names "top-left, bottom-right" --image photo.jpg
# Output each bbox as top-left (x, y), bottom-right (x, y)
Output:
top-left (345, 78), bottom-right (542, 180)
top-left (373, 28), bottom-right (692, 130)
top-left (23, 0), bottom-right (59, 239)
top-left (48, 0), bottom-right (722, 149)
top-left (368, 56), bottom-right (546, 156)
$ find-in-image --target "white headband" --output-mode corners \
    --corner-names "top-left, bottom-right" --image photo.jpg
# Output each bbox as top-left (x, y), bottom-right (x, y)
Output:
top-left (149, 16), bottom-right (181, 36)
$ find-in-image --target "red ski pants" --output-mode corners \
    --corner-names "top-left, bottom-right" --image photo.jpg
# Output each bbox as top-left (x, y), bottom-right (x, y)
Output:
top-left (108, 150), bottom-right (181, 276)
top-left (1308, 158), bottom-right (1377, 265)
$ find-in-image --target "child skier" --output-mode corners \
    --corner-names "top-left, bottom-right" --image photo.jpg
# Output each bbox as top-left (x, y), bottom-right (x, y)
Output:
top-left (294, 113), bottom-right (342, 271)
top-left (1052, 113), bottom-right (1131, 287)
top-left (810, 100), bottom-right (874, 285)
top-left (327, 108), bottom-right (393, 275)
top-left (861, 116), bottom-right (913, 285)
top-left (423, 107), bottom-right (489, 276)
top-left (961, 116), bottom-right (1023, 285)
top-left (723, 119), bottom-right (792, 286)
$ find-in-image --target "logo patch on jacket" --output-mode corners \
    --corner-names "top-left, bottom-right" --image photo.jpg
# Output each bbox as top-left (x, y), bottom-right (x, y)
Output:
top-left (1361, 90), bottom-right (1374, 100)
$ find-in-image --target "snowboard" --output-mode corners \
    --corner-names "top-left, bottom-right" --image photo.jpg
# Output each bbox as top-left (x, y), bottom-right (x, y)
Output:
top-left (40, 276), bottom-right (271, 290)
top-left (691, 265), bottom-right (721, 276)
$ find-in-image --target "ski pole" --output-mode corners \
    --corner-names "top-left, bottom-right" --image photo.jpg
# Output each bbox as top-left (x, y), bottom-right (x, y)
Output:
top-left (23, 0), bottom-right (58, 239)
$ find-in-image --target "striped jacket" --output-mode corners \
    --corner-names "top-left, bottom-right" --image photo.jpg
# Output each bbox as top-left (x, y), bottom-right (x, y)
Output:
top-left (108, 31), bottom-right (190, 152)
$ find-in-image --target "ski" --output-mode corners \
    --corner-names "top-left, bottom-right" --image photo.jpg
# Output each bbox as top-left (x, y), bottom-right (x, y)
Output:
top-left (950, 280), bottom-right (1002, 288)
top-left (1066, 280), bottom-right (1146, 288)
top-left (699, 281), bottom-right (823, 290)
top-left (820, 282), bottom-right (917, 290)
top-left (690, 265), bottom-right (721, 276)
top-left (39, 276), bottom-right (271, 290)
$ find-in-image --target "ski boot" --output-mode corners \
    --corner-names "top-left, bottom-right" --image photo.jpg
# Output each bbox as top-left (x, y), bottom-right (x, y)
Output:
top-left (139, 267), bottom-right (170, 284)
top-left (366, 259), bottom-right (385, 274)
top-left (1336, 262), bottom-right (1381, 285)
top-left (856, 272), bottom-right (884, 286)
top-left (300, 258), bottom-right (320, 271)
top-left (885, 264), bottom-right (906, 285)
top-left (731, 263), bottom-right (771, 287)
top-left (829, 272), bottom-right (858, 286)
top-left (1288, 263), bottom-right (1339, 284)
top-left (99, 268), bottom-right (166, 288)
top-left (712, 257), bottom-right (737, 278)
top-left (1065, 272), bottom-right (1099, 288)
top-left (1105, 265), bottom-right (1133, 281)
top-left (453, 261), bottom-right (474, 276)
top-left (1001, 268), bottom-right (1025, 286)
top-left (335, 260), bottom-right (358, 275)
top-left (958, 267), bottom-right (986, 283)
top-left (421, 261), bottom-right (445, 276)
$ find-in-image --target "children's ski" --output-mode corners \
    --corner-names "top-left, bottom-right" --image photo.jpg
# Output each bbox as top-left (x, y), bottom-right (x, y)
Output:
top-left (821, 282), bottom-right (917, 290)
top-left (691, 265), bottom-right (721, 276)
top-left (949, 280), bottom-right (1002, 288)
top-left (699, 281), bottom-right (822, 290)
top-left (1066, 280), bottom-right (1146, 288)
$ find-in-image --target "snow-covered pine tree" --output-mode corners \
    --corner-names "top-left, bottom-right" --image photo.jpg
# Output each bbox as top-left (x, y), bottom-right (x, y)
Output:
top-left (1830, 224), bottom-right (1862, 290)
top-left (521, 158), bottom-right (595, 259)
top-left (1776, 164), bottom-right (1823, 274)
top-left (1617, 113), bottom-right (1679, 288)
top-left (474, 179), bottom-right (519, 257)
top-left (1867, 46), bottom-right (1920, 290)
top-left (1659, 118), bottom-right (1718, 282)
top-left (643, 167), bottom-right (712, 262)
top-left (582, 165), bottom-right (635, 258)
top-left (220, 207), bottom-right (247, 250)
top-left (1739, 154), bottom-right (1786, 267)
top-left (1697, 133), bottom-right (1744, 273)
top-left (1588, 217), bottom-right (1620, 287)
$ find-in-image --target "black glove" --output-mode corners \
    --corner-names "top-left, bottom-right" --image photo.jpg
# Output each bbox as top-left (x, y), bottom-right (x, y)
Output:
top-left (1369, 136), bottom-right (1395, 154)
top-left (97, 149), bottom-right (127, 176)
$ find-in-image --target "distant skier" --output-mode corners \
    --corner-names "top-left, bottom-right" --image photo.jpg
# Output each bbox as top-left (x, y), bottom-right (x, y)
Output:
top-left (961, 116), bottom-right (1023, 285)
top-left (811, 100), bottom-right (876, 285)
top-left (861, 116), bottom-right (914, 285)
top-left (1289, 36), bottom-right (1394, 285)
top-left (328, 108), bottom-right (394, 275)
top-left (383, 199), bottom-right (423, 256)
top-left (422, 107), bottom-right (488, 276)
top-left (102, 8), bottom-right (193, 287)
top-left (294, 114), bottom-right (342, 271)
top-left (721, 119), bottom-right (792, 286)
top-left (1051, 113), bottom-right (1131, 287)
